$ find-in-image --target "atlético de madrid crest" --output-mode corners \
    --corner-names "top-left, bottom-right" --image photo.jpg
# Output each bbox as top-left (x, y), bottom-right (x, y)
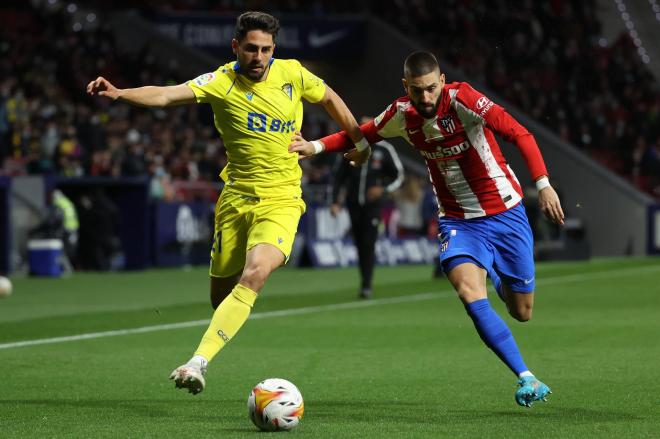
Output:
top-left (439, 115), bottom-right (456, 134)
top-left (281, 83), bottom-right (293, 100)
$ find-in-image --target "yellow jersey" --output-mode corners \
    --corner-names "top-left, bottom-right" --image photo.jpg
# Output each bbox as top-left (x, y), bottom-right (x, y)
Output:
top-left (187, 59), bottom-right (327, 197)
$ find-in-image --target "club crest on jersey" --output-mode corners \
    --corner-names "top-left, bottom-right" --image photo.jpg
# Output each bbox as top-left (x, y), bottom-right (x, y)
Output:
top-left (439, 116), bottom-right (456, 134)
top-left (246, 92), bottom-right (254, 101)
top-left (193, 72), bottom-right (215, 87)
top-left (281, 83), bottom-right (293, 100)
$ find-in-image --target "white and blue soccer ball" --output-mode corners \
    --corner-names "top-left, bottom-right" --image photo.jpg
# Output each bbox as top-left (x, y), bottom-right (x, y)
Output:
top-left (247, 378), bottom-right (304, 431)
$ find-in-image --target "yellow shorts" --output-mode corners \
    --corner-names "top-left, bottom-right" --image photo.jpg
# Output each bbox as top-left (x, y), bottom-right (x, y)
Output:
top-left (209, 189), bottom-right (306, 278)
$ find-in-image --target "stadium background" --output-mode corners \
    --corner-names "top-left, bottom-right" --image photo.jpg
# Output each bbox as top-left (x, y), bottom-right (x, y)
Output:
top-left (0, 1), bottom-right (659, 438)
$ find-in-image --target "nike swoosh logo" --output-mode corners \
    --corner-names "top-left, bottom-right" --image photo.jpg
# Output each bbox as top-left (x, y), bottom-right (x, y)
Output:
top-left (409, 129), bottom-right (420, 134)
top-left (524, 278), bottom-right (535, 285)
top-left (308, 29), bottom-right (349, 48)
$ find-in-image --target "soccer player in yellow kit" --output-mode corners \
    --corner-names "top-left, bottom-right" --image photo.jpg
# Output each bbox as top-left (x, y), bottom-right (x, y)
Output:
top-left (87, 11), bottom-right (370, 395)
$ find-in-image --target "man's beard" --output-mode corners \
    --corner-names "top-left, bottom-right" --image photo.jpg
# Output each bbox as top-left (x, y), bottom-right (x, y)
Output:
top-left (412, 101), bottom-right (438, 118)
top-left (243, 62), bottom-right (266, 81)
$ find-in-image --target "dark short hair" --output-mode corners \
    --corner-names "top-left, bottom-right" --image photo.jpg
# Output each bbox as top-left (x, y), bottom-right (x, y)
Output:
top-left (404, 51), bottom-right (440, 78)
top-left (234, 11), bottom-right (280, 42)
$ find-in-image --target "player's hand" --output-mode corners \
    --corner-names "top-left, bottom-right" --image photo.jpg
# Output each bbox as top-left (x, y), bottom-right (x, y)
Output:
top-left (288, 132), bottom-right (315, 160)
top-left (86, 76), bottom-right (121, 100)
top-left (329, 203), bottom-right (341, 217)
top-left (344, 146), bottom-right (371, 167)
top-left (538, 186), bottom-right (565, 225)
top-left (366, 186), bottom-right (384, 202)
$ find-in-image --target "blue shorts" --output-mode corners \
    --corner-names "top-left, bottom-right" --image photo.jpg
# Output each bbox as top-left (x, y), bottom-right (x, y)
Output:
top-left (438, 203), bottom-right (535, 293)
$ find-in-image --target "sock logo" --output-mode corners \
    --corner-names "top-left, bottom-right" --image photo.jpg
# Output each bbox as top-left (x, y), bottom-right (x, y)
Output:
top-left (217, 329), bottom-right (230, 343)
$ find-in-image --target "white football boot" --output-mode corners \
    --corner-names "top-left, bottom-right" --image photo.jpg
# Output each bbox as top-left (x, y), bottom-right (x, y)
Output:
top-left (169, 360), bottom-right (207, 395)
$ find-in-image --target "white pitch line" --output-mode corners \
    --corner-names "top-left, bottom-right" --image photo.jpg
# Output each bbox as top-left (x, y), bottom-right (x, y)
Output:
top-left (0, 292), bottom-right (451, 350)
top-left (1, 263), bottom-right (658, 351)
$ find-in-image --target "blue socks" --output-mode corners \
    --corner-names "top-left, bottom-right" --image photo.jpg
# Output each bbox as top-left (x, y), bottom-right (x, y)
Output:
top-left (465, 298), bottom-right (528, 376)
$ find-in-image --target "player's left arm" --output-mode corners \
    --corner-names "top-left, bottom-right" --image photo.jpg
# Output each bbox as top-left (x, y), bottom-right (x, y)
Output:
top-left (488, 110), bottom-right (564, 225)
top-left (291, 62), bottom-right (370, 165)
top-left (457, 83), bottom-right (564, 225)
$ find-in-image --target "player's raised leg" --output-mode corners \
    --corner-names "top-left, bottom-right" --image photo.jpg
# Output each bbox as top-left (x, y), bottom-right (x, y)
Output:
top-left (445, 260), bottom-right (550, 406)
top-left (489, 270), bottom-right (534, 322)
top-left (501, 284), bottom-right (534, 322)
top-left (170, 244), bottom-right (284, 395)
top-left (210, 271), bottom-right (242, 309)
top-left (489, 203), bottom-right (537, 323)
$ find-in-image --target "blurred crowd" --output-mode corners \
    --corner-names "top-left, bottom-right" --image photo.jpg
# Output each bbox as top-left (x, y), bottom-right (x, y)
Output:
top-left (1, 0), bottom-right (659, 209)
top-left (0, 3), bottom-right (227, 201)
top-left (371, 0), bottom-right (660, 197)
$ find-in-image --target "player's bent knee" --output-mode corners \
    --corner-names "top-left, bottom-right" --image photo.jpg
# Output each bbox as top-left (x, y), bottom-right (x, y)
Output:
top-left (240, 264), bottom-right (271, 292)
top-left (510, 304), bottom-right (533, 322)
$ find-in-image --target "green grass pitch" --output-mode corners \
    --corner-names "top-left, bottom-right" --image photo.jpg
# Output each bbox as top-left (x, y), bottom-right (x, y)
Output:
top-left (0, 258), bottom-right (659, 438)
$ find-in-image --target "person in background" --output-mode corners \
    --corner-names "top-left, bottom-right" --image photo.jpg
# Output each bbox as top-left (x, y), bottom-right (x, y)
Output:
top-left (28, 189), bottom-right (79, 272)
top-left (52, 189), bottom-right (79, 270)
top-left (330, 117), bottom-right (404, 299)
top-left (393, 174), bottom-right (424, 237)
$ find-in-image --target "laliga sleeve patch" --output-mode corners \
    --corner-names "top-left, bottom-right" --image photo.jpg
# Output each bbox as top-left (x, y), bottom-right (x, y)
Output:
top-left (193, 72), bottom-right (216, 87)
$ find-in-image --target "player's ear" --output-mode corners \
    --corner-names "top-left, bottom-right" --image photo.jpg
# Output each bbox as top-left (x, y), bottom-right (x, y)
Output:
top-left (401, 78), bottom-right (408, 94)
top-left (231, 38), bottom-right (239, 55)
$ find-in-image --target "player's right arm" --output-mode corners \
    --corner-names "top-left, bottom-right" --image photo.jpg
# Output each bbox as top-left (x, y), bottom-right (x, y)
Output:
top-left (86, 76), bottom-right (196, 107)
top-left (288, 120), bottom-right (379, 165)
top-left (289, 101), bottom-right (401, 163)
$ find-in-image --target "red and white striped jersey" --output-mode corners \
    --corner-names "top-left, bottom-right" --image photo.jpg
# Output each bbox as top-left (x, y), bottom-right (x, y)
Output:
top-left (321, 82), bottom-right (548, 219)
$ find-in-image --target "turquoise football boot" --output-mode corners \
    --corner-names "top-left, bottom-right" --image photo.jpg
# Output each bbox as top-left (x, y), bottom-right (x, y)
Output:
top-left (515, 376), bottom-right (551, 407)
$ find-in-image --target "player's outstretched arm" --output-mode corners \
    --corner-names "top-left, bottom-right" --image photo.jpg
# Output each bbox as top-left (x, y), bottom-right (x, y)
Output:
top-left (288, 130), bottom-right (372, 166)
top-left (86, 76), bottom-right (196, 107)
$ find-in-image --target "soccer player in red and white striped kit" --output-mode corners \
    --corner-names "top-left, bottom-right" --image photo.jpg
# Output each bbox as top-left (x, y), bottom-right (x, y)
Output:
top-left (289, 51), bottom-right (564, 407)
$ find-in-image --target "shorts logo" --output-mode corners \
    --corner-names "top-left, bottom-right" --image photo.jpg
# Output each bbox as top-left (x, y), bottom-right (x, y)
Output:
top-left (193, 72), bottom-right (216, 87)
top-left (441, 240), bottom-right (449, 252)
top-left (523, 277), bottom-right (534, 285)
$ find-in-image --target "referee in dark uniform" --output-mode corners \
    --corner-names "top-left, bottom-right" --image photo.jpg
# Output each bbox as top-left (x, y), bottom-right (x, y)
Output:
top-left (330, 130), bottom-right (404, 299)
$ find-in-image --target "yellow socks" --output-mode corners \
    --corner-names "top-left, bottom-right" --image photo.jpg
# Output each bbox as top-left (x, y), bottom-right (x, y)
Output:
top-left (194, 283), bottom-right (257, 362)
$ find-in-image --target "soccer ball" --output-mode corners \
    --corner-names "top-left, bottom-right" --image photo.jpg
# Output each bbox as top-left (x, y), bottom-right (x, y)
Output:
top-left (0, 276), bottom-right (12, 298)
top-left (247, 378), bottom-right (304, 431)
